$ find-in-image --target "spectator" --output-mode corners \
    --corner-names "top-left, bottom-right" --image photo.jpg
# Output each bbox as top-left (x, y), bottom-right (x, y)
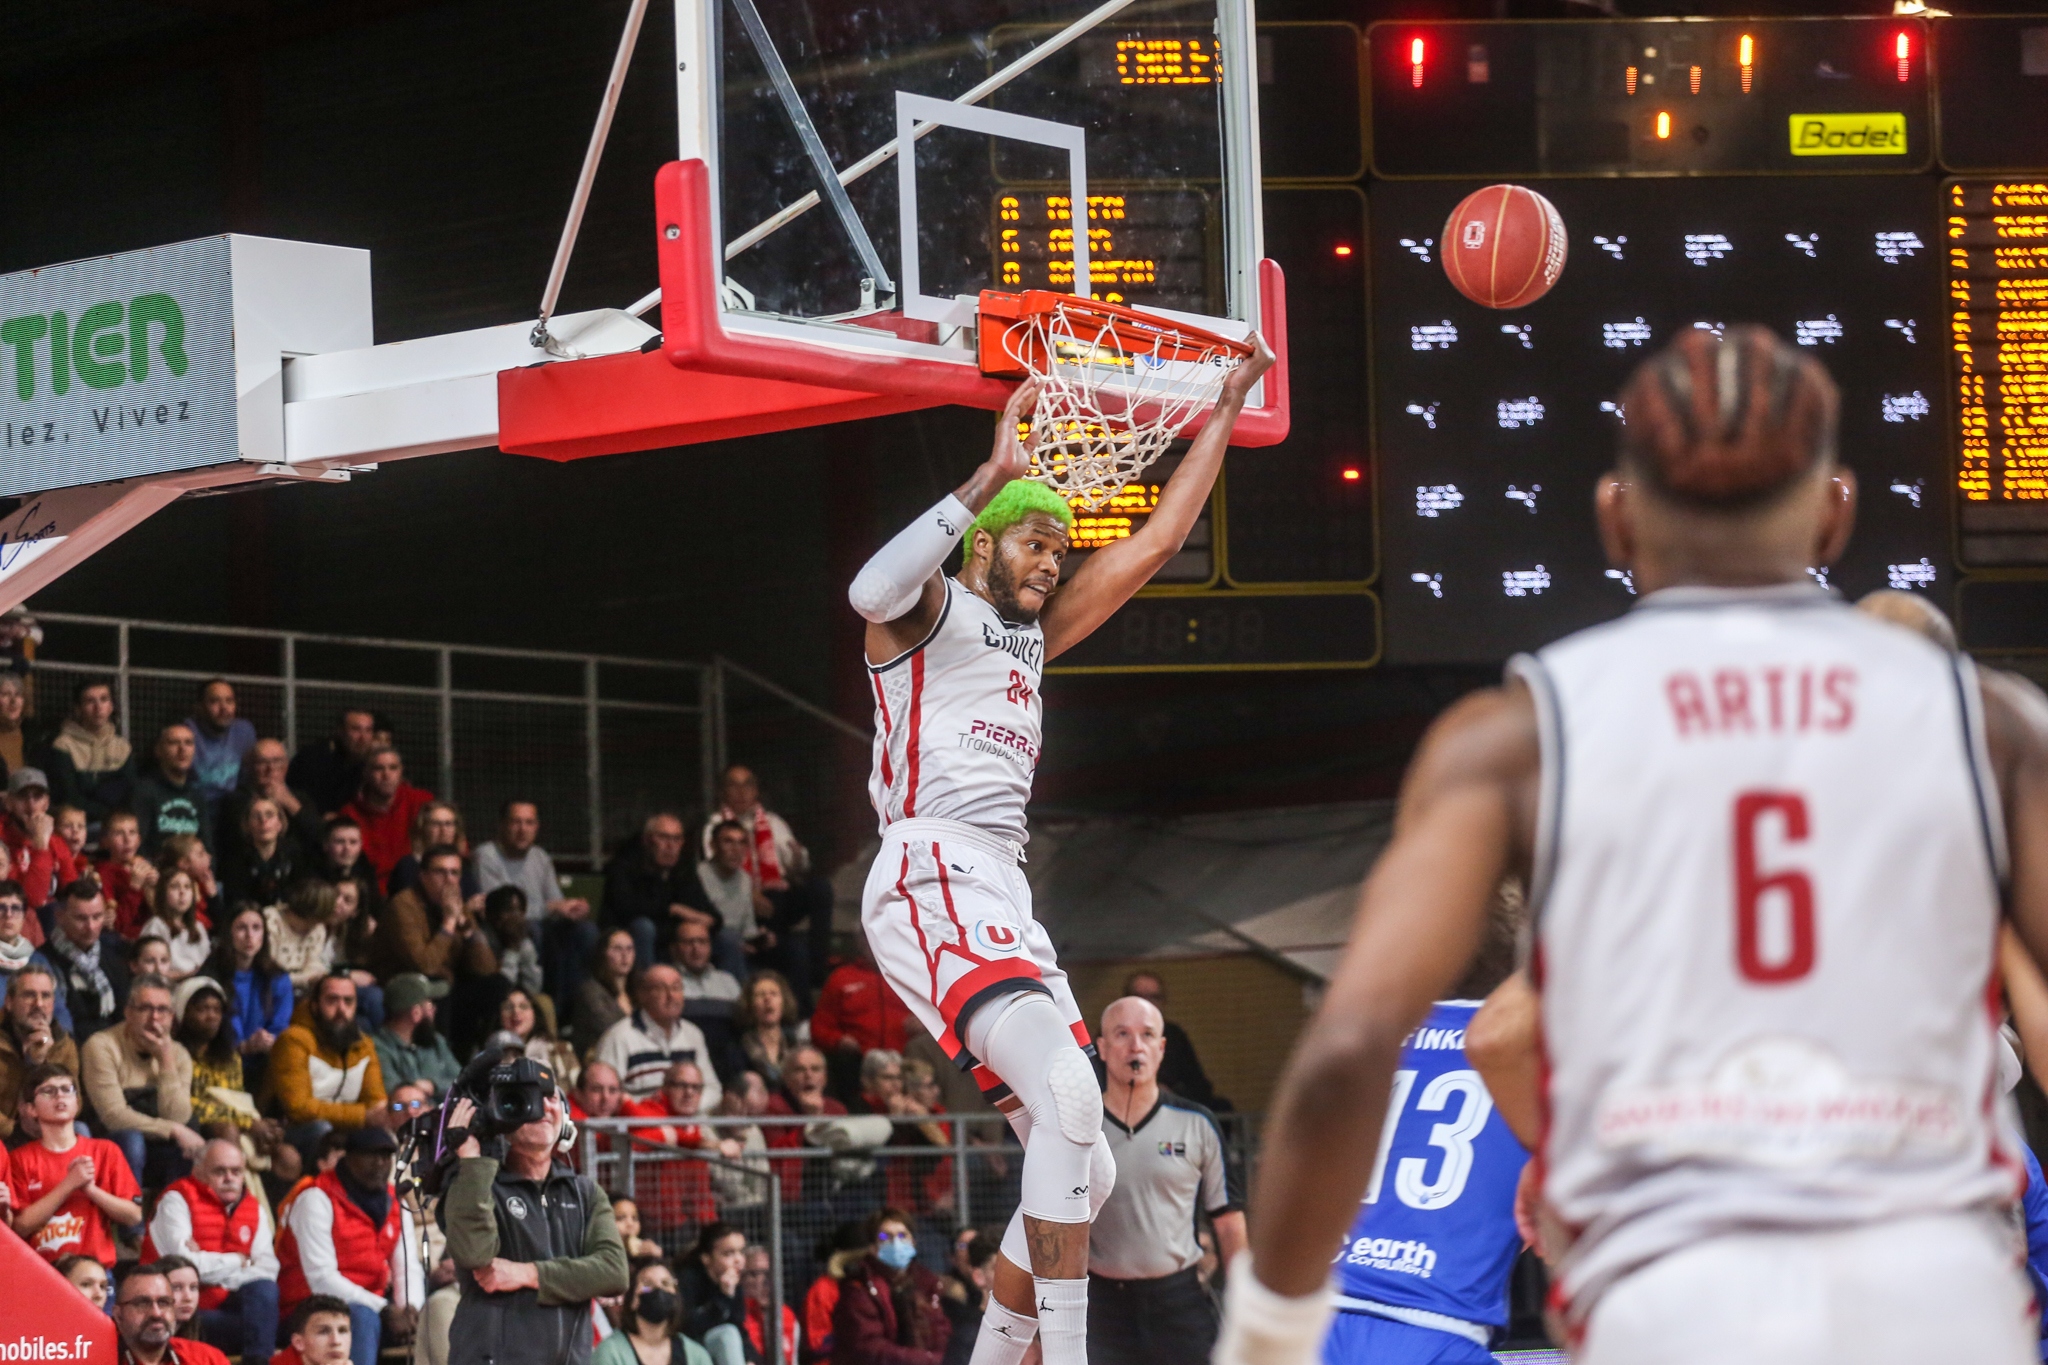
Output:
top-left (266, 881), bottom-right (337, 994)
top-left (388, 803), bottom-right (479, 901)
top-left (97, 810), bottom-right (160, 938)
top-left (338, 748), bottom-right (433, 892)
top-left (743, 1245), bottom-right (801, 1365)
top-left (160, 834), bottom-right (221, 930)
top-left (219, 798), bottom-right (304, 909)
top-left (637, 1061), bottom-right (741, 1164)
top-left (672, 922), bottom-right (744, 1085)
top-left (563, 1060), bottom-right (627, 1162)
top-left (368, 845), bottom-right (499, 1050)
top-left (323, 879), bottom-right (382, 1028)
top-left (273, 974), bottom-right (393, 1158)
top-left (592, 965), bottom-right (723, 1108)
top-left (185, 681), bottom-right (257, 818)
top-left (159, 1255), bottom-right (208, 1343)
top-left (708, 1074), bottom-right (773, 1213)
top-left (44, 876), bottom-right (130, 1040)
top-left (594, 1257), bottom-right (715, 1365)
top-left (830, 1210), bottom-right (949, 1365)
top-left (133, 725), bottom-right (214, 857)
top-left (0, 672), bottom-right (30, 775)
top-left (766, 1046), bottom-right (844, 1125)
top-left (736, 972), bottom-right (806, 1092)
top-left (1120, 972), bottom-right (1224, 1110)
top-left (0, 878), bottom-right (70, 1033)
top-left (56, 805), bottom-right (88, 863)
top-left (803, 1226), bottom-right (874, 1365)
top-left (680, 1222), bottom-right (757, 1363)
top-left (131, 934), bottom-right (176, 983)
top-left (111, 1263), bottom-right (231, 1365)
top-left (217, 740), bottom-right (323, 870)
top-left (42, 679), bottom-right (135, 832)
top-left (498, 987), bottom-right (577, 1087)
top-left (58, 1251), bottom-right (112, 1306)
top-left (205, 906), bottom-right (293, 1081)
top-left (482, 886), bottom-right (542, 997)
top-left (140, 869), bottom-right (214, 984)
top-left (7, 1061), bottom-right (143, 1265)
top-left (609, 1199), bottom-right (663, 1262)
top-left (367, 974), bottom-right (460, 1098)
top-left (279, 1296), bottom-right (354, 1365)
top-left (172, 977), bottom-right (256, 1134)
top-left (899, 1020), bottom-right (994, 1124)
top-left (937, 1238), bottom-right (997, 1365)
top-left (318, 820), bottom-right (378, 911)
top-left (573, 928), bottom-right (637, 1047)
top-left (275, 1126), bottom-right (420, 1365)
top-left (0, 964), bottom-right (79, 1140)
top-left (144, 1137), bottom-right (281, 1365)
top-left (288, 710), bottom-right (378, 817)
top-left (1086, 995), bottom-right (1242, 1365)
top-left (810, 941), bottom-right (908, 1103)
top-left (851, 1051), bottom-right (904, 1118)
top-left (602, 813), bottom-right (714, 975)
top-left (81, 973), bottom-right (204, 1184)
top-left (3, 766), bottom-right (79, 929)
top-left (700, 767), bottom-right (831, 992)
top-left (697, 820), bottom-right (780, 979)
top-left (475, 800), bottom-right (596, 1007)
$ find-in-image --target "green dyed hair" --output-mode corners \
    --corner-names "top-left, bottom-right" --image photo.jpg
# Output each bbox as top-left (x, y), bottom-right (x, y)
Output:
top-left (969, 481), bottom-right (1073, 555)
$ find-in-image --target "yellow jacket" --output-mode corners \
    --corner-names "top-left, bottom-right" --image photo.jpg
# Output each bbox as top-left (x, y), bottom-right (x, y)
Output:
top-left (271, 1022), bottom-right (386, 1128)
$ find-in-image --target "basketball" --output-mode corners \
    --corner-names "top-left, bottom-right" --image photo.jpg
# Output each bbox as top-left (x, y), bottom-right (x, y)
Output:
top-left (1441, 184), bottom-right (1568, 310)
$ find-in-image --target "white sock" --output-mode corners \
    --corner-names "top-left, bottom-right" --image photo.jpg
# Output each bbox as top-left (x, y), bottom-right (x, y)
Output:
top-left (969, 1299), bottom-right (1038, 1365)
top-left (1031, 1276), bottom-right (1088, 1365)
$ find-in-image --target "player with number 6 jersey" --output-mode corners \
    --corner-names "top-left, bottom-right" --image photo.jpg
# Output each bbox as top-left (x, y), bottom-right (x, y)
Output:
top-left (849, 341), bottom-right (1273, 1365)
top-left (1223, 325), bottom-right (2048, 1365)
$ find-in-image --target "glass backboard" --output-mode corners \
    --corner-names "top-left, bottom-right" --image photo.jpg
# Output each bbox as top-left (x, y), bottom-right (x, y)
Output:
top-left (680, 0), bottom-right (1265, 374)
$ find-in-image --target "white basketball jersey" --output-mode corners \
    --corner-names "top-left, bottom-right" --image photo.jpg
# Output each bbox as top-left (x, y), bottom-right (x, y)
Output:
top-left (1513, 584), bottom-right (2021, 1321)
top-left (868, 577), bottom-right (1044, 844)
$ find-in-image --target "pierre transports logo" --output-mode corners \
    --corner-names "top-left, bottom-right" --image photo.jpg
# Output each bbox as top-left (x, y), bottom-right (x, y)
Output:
top-left (2, 293), bottom-right (191, 401)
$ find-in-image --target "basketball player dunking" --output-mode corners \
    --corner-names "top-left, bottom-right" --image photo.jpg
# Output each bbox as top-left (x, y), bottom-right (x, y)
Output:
top-left (849, 341), bottom-right (1271, 1365)
top-left (1217, 326), bottom-right (2048, 1365)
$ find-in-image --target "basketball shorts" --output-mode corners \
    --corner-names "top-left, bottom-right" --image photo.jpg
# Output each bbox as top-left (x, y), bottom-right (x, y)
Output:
top-left (1322, 1312), bottom-right (1496, 1365)
top-left (1579, 1211), bottom-right (2035, 1365)
top-left (861, 817), bottom-right (1089, 1071)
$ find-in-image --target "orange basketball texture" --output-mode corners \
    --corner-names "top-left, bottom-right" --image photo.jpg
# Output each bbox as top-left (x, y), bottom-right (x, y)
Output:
top-left (1441, 185), bottom-right (1568, 309)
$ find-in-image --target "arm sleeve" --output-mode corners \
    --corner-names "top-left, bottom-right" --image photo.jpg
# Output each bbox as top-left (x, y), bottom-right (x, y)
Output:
top-left (847, 495), bottom-right (972, 623)
top-left (534, 1183), bottom-right (629, 1306)
top-left (291, 1190), bottom-right (387, 1311)
top-left (440, 1157), bottom-right (503, 1270)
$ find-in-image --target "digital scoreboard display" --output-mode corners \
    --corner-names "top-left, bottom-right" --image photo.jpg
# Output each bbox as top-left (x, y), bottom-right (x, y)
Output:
top-left (1375, 176), bottom-right (1949, 664)
top-left (1947, 179), bottom-right (2048, 565)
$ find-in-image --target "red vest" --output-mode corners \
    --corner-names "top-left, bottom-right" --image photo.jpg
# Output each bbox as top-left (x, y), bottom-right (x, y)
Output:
top-left (142, 1179), bottom-right (266, 1309)
top-left (275, 1169), bottom-right (400, 1315)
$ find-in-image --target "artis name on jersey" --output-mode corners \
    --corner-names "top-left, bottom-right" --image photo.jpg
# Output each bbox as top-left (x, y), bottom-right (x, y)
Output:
top-left (982, 622), bottom-right (1043, 673)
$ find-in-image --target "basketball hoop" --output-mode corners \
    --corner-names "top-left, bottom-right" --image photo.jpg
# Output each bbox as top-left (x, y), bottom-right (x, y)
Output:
top-left (978, 290), bottom-right (1254, 512)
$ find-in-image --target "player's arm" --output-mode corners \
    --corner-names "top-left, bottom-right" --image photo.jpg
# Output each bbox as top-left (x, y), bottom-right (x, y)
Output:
top-left (2000, 924), bottom-right (2048, 1084)
top-left (1466, 969), bottom-right (1542, 1150)
top-left (1250, 685), bottom-right (1535, 1293)
top-left (851, 379), bottom-right (1040, 660)
top-left (1987, 668), bottom-right (2048, 979)
top-left (1225, 683), bottom-right (1538, 1353)
top-left (1040, 337), bottom-right (1273, 659)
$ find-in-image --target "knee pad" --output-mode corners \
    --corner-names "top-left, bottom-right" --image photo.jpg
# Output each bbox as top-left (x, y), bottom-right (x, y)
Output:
top-left (1043, 1045), bottom-right (1103, 1147)
top-left (1089, 1131), bottom-right (1115, 1219)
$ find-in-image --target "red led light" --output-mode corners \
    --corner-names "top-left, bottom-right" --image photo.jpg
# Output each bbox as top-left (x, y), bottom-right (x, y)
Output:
top-left (1895, 30), bottom-right (1911, 81)
top-left (1341, 468), bottom-right (1362, 482)
top-left (1410, 36), bottom-right (1425, 87)
top-left (1655, 111), bottom-right (1672, 140)
top-left (1334, 244), bottom-right (1354, 257)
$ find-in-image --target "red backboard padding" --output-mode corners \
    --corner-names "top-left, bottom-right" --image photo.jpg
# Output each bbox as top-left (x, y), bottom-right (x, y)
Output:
top-left (0, 1232), bottom-right (119, 1363)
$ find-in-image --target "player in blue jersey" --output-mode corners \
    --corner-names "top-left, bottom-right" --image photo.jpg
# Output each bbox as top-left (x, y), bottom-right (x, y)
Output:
top-left (1324, 887), bottom-right (1527, 1365)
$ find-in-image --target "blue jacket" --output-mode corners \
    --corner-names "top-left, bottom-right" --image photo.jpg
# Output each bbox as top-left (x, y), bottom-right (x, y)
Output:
top-left (184, 716), bottom-right (258, 808)
top-left (226, 966), bottom-right (292, 1044)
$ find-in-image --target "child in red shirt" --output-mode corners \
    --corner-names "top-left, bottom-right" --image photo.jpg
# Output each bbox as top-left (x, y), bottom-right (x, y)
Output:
top-left (7, 1062), bottom-right (141, 1265)
top-left (96, 810), bottom-right (160, 939)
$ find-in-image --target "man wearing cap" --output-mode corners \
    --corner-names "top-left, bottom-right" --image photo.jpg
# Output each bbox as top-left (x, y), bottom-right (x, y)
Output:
top-left (367, 974), bottom-right (461, 1097)
top-left (276, 1125), bottom-right (423, 1365)
top-left (0, 766), bottom-right (81, 926)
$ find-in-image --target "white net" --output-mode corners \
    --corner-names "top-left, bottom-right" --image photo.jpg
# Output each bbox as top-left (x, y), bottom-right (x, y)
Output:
top-left (1000, 301), bottom-right (1244, 513)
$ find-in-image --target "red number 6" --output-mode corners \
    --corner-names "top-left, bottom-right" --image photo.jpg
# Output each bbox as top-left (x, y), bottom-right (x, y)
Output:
top-left (1733, 791), bottom-right (1816, 984)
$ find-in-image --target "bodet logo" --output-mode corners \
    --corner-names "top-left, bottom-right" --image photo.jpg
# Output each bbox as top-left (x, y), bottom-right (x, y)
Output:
top-left (1788, 112), bottom-right (1908, 157)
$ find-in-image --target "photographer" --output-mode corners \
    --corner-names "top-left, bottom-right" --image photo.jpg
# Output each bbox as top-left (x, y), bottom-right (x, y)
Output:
top-left (440, 1063), bottom-right (629, 1365)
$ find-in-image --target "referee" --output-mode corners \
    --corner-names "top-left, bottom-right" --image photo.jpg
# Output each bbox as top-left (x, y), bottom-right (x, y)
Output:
top-left (1087, 995), bottom-right (1246, 1364)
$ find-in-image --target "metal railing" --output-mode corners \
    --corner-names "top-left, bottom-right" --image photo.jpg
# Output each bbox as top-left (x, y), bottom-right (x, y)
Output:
top-left (575, 1109), bottom-right (1261, 1361)
top-left (24, 611), bottom-right (867, 866)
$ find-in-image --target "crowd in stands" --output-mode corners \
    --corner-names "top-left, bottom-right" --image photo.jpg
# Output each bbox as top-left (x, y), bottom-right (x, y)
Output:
top-left (4, 675), bottom-right (1201, 1365)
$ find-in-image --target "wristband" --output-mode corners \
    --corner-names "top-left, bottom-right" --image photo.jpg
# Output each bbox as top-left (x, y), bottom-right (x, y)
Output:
top-left (1215, 1255), bottom-right (1335, 1365)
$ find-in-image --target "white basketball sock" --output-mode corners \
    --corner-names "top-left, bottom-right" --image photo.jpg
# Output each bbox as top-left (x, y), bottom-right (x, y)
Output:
top-left (1031, 1276), bottom-right (1088, 1365)
top-left (968, 1299), bottom-right (1038, 1365)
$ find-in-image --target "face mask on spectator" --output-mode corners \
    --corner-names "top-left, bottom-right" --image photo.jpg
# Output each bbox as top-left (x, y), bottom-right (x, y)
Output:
top-left (636, 1288), bottom-right (678, 1326)
top-left (878, 1237), bottom-right (917, 1270)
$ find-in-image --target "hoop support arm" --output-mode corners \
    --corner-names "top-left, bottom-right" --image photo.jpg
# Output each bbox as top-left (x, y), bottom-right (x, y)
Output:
top-left (655, 159), bottom-right (1290, 446)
